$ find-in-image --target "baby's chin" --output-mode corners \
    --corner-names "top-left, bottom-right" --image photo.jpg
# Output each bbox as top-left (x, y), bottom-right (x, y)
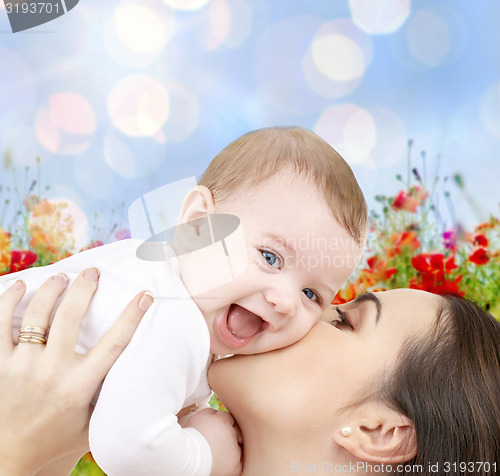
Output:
top-left (210, 339), bottom-right (260, 357)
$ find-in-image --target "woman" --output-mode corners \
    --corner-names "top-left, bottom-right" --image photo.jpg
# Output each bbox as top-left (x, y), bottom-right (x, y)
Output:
top-left (2, 284), bottom-right (499, 475)
top-left (208, 289), bottom-right (500, 475)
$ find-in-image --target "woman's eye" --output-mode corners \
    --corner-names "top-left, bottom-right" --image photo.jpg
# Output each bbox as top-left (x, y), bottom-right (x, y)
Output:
top-left (303, 288), bottom-right (320, 303)
top-left (332, 306), bottom-right (354, 330)
top-left (261, 250), bottom-right (282, 269)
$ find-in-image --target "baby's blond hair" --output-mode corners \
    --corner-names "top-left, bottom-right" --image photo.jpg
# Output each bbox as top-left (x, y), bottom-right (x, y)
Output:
top-left (199, 127), bottom-right (367, 247)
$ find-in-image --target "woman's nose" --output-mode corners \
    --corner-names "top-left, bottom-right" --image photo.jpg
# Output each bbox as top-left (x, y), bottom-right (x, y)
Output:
top-left (264, 288), bottom-right (297, 317)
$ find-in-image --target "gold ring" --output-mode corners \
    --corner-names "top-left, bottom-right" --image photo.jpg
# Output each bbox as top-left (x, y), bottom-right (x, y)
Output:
top-left (18, 335), bottom-right (47, 345)
top-left (18, 326), bottom-right (48, 344)
top-left (19, 326), bottom-right (47, 337)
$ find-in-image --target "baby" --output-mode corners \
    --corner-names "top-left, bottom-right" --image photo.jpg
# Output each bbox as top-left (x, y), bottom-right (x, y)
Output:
top-left (2, 127), bottom-right (367, 475)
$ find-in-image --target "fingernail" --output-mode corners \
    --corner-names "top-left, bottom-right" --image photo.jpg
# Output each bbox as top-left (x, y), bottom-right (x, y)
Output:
top-left (11, 279), bottom-right (25, 290)
top-left (139, 291), bottom-right (154, 311)
top-left (83, 268), bottom-right (99, 281)
top-left (51, 273), bottom-right (69, 284)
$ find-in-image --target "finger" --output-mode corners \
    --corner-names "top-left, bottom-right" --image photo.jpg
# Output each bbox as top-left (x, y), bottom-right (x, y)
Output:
top-left (197, 408), bottom-right (217, 416)
top-left (0, 280), bottom-right (26, 351)
top-left (19, 273), bottom-right (69, 332)
top-left (215, 410), bottom-right (235, 425)
top-left (84, 291), bottom-right (153, 380)
top-left (47, 268), bottom-right (99, 354)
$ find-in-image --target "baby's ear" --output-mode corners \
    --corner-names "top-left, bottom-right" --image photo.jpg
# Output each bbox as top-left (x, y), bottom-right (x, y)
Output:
top-left (178, 185), bottom-right (215, 225)
top-left (332, 402), bottom-right (417, 464)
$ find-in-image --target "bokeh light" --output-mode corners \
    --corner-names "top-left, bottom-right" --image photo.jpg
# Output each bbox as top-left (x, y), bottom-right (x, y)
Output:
top-left (480, 82), bottom-right (500, 139)
top-left (349, 0), bottom-right (410, 35)
top-left (51, 93), bottom-right (95, 135)
top-left (315, 103), bottom-right (376, 166)
top-left (35, 92), bottom-right (96, 155)
top-left (35, 107), bottom-right (60, 154)
top-left (202, 0), bottom-right (231, 50)
top-left (406, 9), bottom-right (450, 67)
top-left (312, 34), bottom-right (364, 81)
top-left (162, 0), bottom-right (211, 11)
top-left (0, 0), bottom-right (498, 236)
top-left (303, 19), bottom-right (373, 98)
top-left (315, 104), bottom-right (407, 168)
top-left (114, 5), bottom-right (168, 53)
top-left (108, 75), bottom-right (170, 137)
top-left (105, 4), bottom-right (175, 68)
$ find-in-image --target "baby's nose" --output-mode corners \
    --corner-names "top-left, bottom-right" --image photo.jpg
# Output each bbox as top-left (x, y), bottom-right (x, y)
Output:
top-left (264, 288), bottom-right (296, 317)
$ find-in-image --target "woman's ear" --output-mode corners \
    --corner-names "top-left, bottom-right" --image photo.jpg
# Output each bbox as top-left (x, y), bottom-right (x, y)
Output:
top-left (332, 403), bottom-right (417, 464)
top-left (178, 185), bottom-right (216, 225)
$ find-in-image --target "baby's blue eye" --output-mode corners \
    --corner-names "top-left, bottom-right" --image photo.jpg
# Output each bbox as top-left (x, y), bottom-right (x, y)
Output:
top-left (262, 250), bottom-right (281, 268)
top-left (303, 288), bottom-right (320, 303)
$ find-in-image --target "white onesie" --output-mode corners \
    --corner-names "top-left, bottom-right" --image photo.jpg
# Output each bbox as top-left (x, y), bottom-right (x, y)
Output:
top-left (1, 239), bottom-right (213, 475)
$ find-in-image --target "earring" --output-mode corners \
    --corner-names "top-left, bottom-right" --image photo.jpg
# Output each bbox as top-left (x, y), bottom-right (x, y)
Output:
top-left (341, 426), bottom-right (352, 437)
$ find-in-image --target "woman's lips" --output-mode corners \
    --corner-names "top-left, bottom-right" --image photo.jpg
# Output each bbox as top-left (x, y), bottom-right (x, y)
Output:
top-left (218, 304), bottom-right (268, 348)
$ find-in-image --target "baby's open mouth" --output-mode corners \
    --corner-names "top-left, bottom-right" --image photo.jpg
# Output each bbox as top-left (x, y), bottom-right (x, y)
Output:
top-left (219, 304), bottom-right (269, 348)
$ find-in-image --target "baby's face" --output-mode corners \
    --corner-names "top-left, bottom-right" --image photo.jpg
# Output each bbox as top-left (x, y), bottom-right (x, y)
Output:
top-left (184, 171), bottom-right (362, 356)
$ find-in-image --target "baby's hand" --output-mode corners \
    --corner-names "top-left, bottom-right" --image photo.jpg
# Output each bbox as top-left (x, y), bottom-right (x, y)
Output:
top-left (184, 408), bottom-right (242, 476)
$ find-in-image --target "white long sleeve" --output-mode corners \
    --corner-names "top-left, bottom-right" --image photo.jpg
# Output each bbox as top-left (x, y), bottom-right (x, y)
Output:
top-left (2, 240), bottom-right (213, 475)
top-left (89, 287), bottom-right (213, 476)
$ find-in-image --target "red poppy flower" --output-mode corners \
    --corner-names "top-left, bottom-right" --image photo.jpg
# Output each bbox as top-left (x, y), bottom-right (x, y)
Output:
top-left (469, 247), bottom-right (489, 265)
top-left (412, 253), bottom-right (457, 272)
top-left (393, 185), bottom-right (429, 213)
top-left (333, 282), bottom-right (359, 304)
top-left (390, 231), bottom-right (420, 256)
top-left (361, 256), bottom-right (397, 287)
top-left (473, 234), bottom-right (488, 247)
top-left (410, 253), bottom-right (463, 296)
top-left (9, 250), bottom-right (37, 273)
top-left (393, 190), bottom-right (419, 212)
top-left (409, 276), bottom-right (463, 295)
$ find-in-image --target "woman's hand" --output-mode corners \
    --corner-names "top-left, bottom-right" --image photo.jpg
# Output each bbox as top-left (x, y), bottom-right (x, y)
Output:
top-left (0, 268), bottom-right (153, 476)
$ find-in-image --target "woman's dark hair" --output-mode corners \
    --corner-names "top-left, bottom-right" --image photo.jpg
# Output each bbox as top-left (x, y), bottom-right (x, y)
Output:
top-left (384, 295), bottom-right (500, 476)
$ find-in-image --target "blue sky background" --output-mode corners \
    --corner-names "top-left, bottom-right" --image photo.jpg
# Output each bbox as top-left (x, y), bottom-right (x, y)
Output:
top-left (1, 0), bottom-right (499, 247)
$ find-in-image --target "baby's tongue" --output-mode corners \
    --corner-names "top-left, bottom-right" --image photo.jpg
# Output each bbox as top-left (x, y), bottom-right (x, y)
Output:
top-left (227, 305), bottom-right (263, 338)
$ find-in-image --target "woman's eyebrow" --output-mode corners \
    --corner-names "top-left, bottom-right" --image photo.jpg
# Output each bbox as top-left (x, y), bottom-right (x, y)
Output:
top-left (353, 293), bottom-right (382, 323)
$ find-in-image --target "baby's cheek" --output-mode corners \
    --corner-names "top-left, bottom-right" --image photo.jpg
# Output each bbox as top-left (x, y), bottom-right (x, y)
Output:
top-left (311, 312), bottom-right (324, 331)
top-left (288, 316), bottom-right (319, 346)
